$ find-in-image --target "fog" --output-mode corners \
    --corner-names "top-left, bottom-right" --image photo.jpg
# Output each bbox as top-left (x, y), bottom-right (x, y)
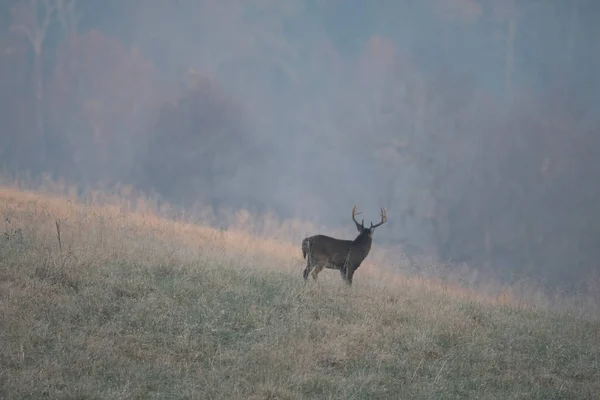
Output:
top-left (1, 0), bottom-right (600, 291)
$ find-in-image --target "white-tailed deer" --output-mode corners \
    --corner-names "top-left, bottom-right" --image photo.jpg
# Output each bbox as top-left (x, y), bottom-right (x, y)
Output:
top-left (301, 205), bottom-right (387, 286)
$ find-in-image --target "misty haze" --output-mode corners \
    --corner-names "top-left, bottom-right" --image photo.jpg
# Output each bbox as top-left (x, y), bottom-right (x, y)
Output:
top-left (1, 0), bottom-right (599, 294)
top-left (3, 1), bottom-right (600, 398)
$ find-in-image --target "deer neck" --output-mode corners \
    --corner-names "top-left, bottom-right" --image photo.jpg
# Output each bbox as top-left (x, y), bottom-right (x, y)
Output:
top-left (353, 233), bottom-right (372, 254)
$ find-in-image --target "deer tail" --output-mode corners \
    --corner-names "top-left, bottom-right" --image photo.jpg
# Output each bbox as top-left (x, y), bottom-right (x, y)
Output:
top-left (301, 238), bottom-right (310, 259)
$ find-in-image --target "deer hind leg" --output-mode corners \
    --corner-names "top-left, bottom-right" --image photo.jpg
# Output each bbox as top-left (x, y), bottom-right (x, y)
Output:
top-left (302, 266), bottom-right (311, 281)
top-left (302, 257), bottom-right (313, 281)
top-left (303, 255), bottom-right (324, 282)
top-left (311, 262), bottom-right (326, 281)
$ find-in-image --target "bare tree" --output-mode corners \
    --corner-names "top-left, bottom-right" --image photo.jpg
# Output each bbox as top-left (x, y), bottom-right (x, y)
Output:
top-left (566, 0), bottom-right (579, 69)
top-left (55, 0), bottom-right (79, 36)
top-left (487, 0), bottom-right (519, 98)
top-left (10, 0), bottom-right (57, 168)
top-left (489, 0), bottom-right (542, 98)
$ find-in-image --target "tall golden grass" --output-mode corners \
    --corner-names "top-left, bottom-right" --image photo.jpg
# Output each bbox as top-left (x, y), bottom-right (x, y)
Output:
top-left (1, 173), bottom-right (598, 317)
top-left (1, 178), bottom-right (599, 398)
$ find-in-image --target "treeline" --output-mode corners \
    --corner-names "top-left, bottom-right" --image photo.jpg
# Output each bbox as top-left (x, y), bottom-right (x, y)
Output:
top-left (1, 0), bottom-right (600, 291)
top-left (1, 4), bottom-right (267, 211)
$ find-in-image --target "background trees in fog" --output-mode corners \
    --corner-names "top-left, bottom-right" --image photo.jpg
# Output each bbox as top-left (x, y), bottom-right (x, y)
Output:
top-left (1, 0), bottom-right (599, 290)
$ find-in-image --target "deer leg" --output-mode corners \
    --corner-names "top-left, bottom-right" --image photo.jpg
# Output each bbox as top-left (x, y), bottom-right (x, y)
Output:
top-left (339, 266), bottom-right (347, 282)
top-left (341, 252), bottom-right (353, 285)
top-left (302, 266), bottom-right (311, 281)
top-left (302, 258), bottom-right (313, 281)
top-left (311, 263), bottom-right (325, 280)
top-left (345, 266), bottom-right (355, 286)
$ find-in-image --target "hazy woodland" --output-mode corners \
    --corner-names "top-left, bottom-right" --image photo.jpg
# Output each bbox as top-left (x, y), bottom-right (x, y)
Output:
top-left (3, 2), bottom-right (600, 397)
top-left (1, 1), bottom-right (600, 298)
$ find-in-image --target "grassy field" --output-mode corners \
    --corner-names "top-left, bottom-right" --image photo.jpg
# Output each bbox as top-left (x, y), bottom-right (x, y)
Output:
top-left (0, 186), bottom-right (599, 399)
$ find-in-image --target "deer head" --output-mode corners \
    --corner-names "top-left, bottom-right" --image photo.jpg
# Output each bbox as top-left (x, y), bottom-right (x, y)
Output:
top-left (352, 204), bottom-right (387, 238)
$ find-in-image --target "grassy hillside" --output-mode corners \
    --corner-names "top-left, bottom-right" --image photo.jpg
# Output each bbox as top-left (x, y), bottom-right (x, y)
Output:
top-left (0, 186), bottom-right (599, 399)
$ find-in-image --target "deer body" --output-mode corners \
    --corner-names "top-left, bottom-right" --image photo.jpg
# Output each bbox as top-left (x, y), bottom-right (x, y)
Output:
top-left (301, 205), bottom-right (386, 286)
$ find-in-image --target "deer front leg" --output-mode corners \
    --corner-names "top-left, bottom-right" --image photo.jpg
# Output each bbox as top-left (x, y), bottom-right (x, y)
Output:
top-left (345, 266), bottom-right (356, 286)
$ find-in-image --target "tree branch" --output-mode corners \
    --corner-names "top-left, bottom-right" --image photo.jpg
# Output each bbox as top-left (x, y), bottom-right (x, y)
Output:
top-left (55, 0), bottom-right (79, 34)
top-left (10, 24), bottom-right (35, 46)
top-left (10, 0), bottom-right (57, 53)
top-left (39, 0), bottom-right (56, 34)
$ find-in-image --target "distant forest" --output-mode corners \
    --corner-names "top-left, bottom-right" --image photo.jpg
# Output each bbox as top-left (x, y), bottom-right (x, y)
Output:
top-left (1, 0), bottom-right (600, 291)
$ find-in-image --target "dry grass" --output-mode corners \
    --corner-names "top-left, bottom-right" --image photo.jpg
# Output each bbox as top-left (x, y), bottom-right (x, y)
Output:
top-left (0, 185), bottom-right (599, 399)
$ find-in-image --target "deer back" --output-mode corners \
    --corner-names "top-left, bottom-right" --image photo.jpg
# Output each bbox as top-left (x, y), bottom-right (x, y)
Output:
top-left (305, 235), bottom-right (353, 265)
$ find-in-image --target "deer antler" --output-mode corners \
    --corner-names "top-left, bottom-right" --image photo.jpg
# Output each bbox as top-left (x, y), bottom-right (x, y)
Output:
top-left (370, 207), bottom-right (387, 229)
top-left (352, 204), bottom-right (364, 228)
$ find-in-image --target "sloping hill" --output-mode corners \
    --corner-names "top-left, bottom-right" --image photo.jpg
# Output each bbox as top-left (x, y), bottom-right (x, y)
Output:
top-left (0, 187), bottom-right (598, 399)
